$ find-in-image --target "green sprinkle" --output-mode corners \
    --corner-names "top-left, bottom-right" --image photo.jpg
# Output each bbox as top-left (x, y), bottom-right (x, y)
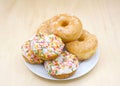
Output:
top-left (55, 70), bottom-right (58, 74)
top-left (34, 50), bottom-right (38, 54)
top-left (48, 70), bottom-right (52, 74)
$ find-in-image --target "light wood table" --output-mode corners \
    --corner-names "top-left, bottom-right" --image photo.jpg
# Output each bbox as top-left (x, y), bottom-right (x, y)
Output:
top-left (0, 0), bottom-right (120, 86)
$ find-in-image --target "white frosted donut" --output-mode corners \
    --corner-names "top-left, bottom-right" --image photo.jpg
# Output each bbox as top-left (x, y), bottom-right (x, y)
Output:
top-left (21, 40), bottom-right (43, 64)
top-left (44, 51), bottom-right (79, 79)
top-left (30, 33), bottom-right (64, 60)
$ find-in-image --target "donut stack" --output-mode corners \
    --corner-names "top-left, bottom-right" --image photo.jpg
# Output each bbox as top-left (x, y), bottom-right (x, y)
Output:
top-left (21, 14), bottom-right (98, 79)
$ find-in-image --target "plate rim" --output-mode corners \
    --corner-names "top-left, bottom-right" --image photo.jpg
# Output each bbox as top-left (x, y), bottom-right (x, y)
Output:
top-left (24, 48), bottom-right (100, 80)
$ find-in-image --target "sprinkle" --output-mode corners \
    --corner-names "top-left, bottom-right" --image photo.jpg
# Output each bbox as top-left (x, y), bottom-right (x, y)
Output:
top-left (21, 40), bottom-right (43, 63)
top-left (44, 51), bottom-right (79, 75)
top-left (30, 33), bottom-right (64, 59)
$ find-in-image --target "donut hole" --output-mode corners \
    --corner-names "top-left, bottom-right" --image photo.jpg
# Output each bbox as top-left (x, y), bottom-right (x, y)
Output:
top-left (79, 37), bottom-right (84, 41)
top-left (61, 20), bottom-right (69, 27)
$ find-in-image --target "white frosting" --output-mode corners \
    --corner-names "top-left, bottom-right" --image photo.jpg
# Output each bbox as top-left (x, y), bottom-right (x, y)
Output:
top-left (21, 40), bottom-right (43, 63)
top-left (21, 41), bottom-right (31, 59)
top-left (44, 51), bottom-right (79, 75)
top-left (29, 33), bottom-right (64, 59)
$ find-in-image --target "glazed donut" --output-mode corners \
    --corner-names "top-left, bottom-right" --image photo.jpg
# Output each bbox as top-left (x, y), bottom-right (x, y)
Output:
top-left (37, 14), bottom-right (83, 43)
top-left (44, 51), bottom-right (79, 79)
top-left (21, 40), bottom-right (43, 64)
top-left (66, 30), bottom-right (98, 61)
top-left (37, 20), bottom-right (51, 35)
top-left (31, 33), bottom-right (64, 60)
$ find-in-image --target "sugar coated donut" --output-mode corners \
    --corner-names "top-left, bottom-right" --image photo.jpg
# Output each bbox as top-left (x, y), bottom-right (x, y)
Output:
top-left (66, 30), bottom-right (98, 61)
top-left (21, 40), bottom-right (43, 64)
top-left (31, 33), bottom-right (64, 60)
top-left (44, 51), bottom-right (79, 79)
top-left (37, 14), bottom-right (83, 43)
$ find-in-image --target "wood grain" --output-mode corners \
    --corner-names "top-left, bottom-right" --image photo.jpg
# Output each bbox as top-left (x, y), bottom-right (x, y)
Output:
top-left (0, 0), bottom-right (120, 86)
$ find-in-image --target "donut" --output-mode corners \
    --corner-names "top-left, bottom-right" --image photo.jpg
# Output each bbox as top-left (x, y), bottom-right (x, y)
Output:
top-left (37, 20), bottom-right (51, 35)
top-left (37, 14), bottom-right (83, 43)
top-left (44, 51), bottom-right (79, 79)
top-left (21, 40), bottom-right (43, 64)
top-left (31, 33), bottom-right (64, 60)
top-left (66, 30), bottom-right (98, 61)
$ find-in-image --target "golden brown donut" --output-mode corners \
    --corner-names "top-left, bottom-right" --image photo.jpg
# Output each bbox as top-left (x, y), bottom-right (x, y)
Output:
top-left (37, 20), bottom-right (51, 35)
top-left (37, 14), bottom-right (83, 43)
top-left (66, 30), bottom-right (98, 61)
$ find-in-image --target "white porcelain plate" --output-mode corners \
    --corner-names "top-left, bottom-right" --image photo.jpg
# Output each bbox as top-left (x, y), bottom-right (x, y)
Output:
top-left (25, 49), bottom-right (100, 80)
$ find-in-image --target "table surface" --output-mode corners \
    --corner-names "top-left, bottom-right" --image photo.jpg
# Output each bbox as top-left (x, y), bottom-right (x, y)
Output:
top-left (0, 0), bottom-right (120, 86)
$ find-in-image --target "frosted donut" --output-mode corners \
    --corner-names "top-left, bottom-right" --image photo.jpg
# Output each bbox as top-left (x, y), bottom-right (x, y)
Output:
top-left (44, 51), bottom-right (79, 79)
top-left (31, 33), bottom-right (64, 60)
top-left (21, 40), bottom-right (43, 64)
top-left (66, 30), bottom-right (98, 61)
top-left (37, 14), bottom-right (83, 43)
